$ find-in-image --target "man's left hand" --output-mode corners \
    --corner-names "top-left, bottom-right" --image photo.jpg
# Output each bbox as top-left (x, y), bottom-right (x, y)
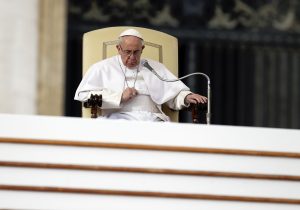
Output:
top-left (185, 93), bottom-right (207, 105)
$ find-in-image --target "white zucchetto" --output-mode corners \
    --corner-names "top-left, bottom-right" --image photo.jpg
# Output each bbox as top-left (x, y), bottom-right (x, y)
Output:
top-left (119, 29), bottom-right (143, 40)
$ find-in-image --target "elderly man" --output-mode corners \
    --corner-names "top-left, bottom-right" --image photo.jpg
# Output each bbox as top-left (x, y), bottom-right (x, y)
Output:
top-left (74, 28), bottom-right (207, 121)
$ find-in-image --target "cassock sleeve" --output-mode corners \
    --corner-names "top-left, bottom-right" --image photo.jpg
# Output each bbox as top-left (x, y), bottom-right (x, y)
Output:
top-left (165, 90), bottom-right (192, 110)
top-left (141, 59), bottom-right (191, 105)
top-left (74, 63), bottom-right (123, 109)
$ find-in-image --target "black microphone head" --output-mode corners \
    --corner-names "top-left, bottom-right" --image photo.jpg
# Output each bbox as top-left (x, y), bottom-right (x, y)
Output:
top-left (141, 60), bottom-right (147, 66)
top-left (141, 60), bottom-right (153, 71)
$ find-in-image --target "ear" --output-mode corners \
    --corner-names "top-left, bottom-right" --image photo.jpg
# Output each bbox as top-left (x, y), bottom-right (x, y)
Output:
top-left (116, 45), bottom-right (122, 54)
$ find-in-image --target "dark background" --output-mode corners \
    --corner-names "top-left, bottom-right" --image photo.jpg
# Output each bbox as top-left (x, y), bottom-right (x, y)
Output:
top-left (65, 0), bottom-right (300, 129)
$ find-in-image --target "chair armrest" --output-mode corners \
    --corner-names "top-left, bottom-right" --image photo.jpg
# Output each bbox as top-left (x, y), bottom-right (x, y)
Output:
top-left (83, 94), bottom-right (102, 118)
top-left (187, 103), bottom-right (208, 123)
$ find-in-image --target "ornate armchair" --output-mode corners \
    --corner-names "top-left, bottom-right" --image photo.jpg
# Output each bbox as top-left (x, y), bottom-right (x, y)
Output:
top-left (82, 26), bottom-right (206, 122)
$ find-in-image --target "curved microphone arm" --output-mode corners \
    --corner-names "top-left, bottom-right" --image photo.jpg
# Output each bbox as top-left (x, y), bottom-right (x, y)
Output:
top-left (142, 60), bottom-right (211, 124)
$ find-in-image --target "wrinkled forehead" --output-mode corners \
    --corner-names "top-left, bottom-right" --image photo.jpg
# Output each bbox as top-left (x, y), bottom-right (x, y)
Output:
top-left (120, 36), bottom-right (144, 48)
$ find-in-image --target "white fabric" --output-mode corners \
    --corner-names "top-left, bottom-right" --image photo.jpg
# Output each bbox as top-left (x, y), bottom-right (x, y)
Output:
top-left (118, 95), bottom-right (160, 113)
top-left (103, 111), bottom-right (164, 122)
top-left (74, 55), bottom-right (191, 121)
top-left (119, 29), bottom-right (143, 39)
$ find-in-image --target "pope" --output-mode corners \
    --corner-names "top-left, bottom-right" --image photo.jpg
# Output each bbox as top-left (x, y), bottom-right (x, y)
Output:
top-left (74, 28), bottom-right (207, 121)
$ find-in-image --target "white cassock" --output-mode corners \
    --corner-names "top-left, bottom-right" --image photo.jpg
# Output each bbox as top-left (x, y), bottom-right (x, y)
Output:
top-left (74, 55), bottom-right (192, 121)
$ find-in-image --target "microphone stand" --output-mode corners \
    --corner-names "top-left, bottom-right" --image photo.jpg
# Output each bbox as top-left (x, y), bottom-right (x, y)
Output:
top-left (142, 61), bottom-right (211, 124)
top-left (207, 80), bottom-right (211, 125)
top-left (170, 73), bottom-right (211, 125)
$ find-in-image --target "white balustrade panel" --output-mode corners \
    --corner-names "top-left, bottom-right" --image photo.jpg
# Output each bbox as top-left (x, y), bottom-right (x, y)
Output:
top-left (0, 114), bottom-right (300, 210)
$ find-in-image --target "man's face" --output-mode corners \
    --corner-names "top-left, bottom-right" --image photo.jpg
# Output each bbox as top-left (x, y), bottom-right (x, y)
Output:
top-left (117, 36), bottom-right (144, 68)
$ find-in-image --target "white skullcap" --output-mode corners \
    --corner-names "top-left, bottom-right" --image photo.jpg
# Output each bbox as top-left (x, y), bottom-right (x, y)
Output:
top-left (119, 28), bottom-right (143, 40)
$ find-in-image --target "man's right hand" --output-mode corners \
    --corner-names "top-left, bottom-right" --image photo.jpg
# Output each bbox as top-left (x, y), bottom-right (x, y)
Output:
top-left (121, 87), bottom-right (138, 102)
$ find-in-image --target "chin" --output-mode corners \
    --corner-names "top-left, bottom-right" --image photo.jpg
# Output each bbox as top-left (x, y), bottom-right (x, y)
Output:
top-left (127, 62), bottom-right (138, 68)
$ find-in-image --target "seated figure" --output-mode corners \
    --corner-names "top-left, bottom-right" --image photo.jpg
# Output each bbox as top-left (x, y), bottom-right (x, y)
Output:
top-left (74, 28), bottom-right (207, 122)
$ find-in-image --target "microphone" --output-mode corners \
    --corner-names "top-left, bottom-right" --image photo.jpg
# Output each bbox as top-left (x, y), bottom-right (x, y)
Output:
top-left (141, 60), bottom-right (211, 125)
top-left (141, 60), bottom-right (154, 71)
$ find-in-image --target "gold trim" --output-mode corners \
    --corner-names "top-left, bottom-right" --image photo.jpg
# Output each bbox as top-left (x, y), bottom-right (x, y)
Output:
top-left (1, 161), bottom-right (299, 181)
top-left (1, 137), bottom-right (300, 158)
top-left (1, 185), bottom-right (300, 204)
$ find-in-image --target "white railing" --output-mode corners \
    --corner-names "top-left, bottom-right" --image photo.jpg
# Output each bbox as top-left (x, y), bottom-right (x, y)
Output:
top-left (0, 114), bottom-right (300, 210)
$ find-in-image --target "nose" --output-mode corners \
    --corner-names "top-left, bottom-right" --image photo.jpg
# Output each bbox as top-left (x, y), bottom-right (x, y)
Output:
top-left (127, 52), bottom-right (136, 59)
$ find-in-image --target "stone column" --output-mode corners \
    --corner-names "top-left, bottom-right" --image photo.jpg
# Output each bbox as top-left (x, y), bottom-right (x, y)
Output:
top-left (0, 0), bottom-right (39, 114)
top-left (0, 0), bottom-right (67, 116)
top-left (38, 0), bottom-right (67, 115)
